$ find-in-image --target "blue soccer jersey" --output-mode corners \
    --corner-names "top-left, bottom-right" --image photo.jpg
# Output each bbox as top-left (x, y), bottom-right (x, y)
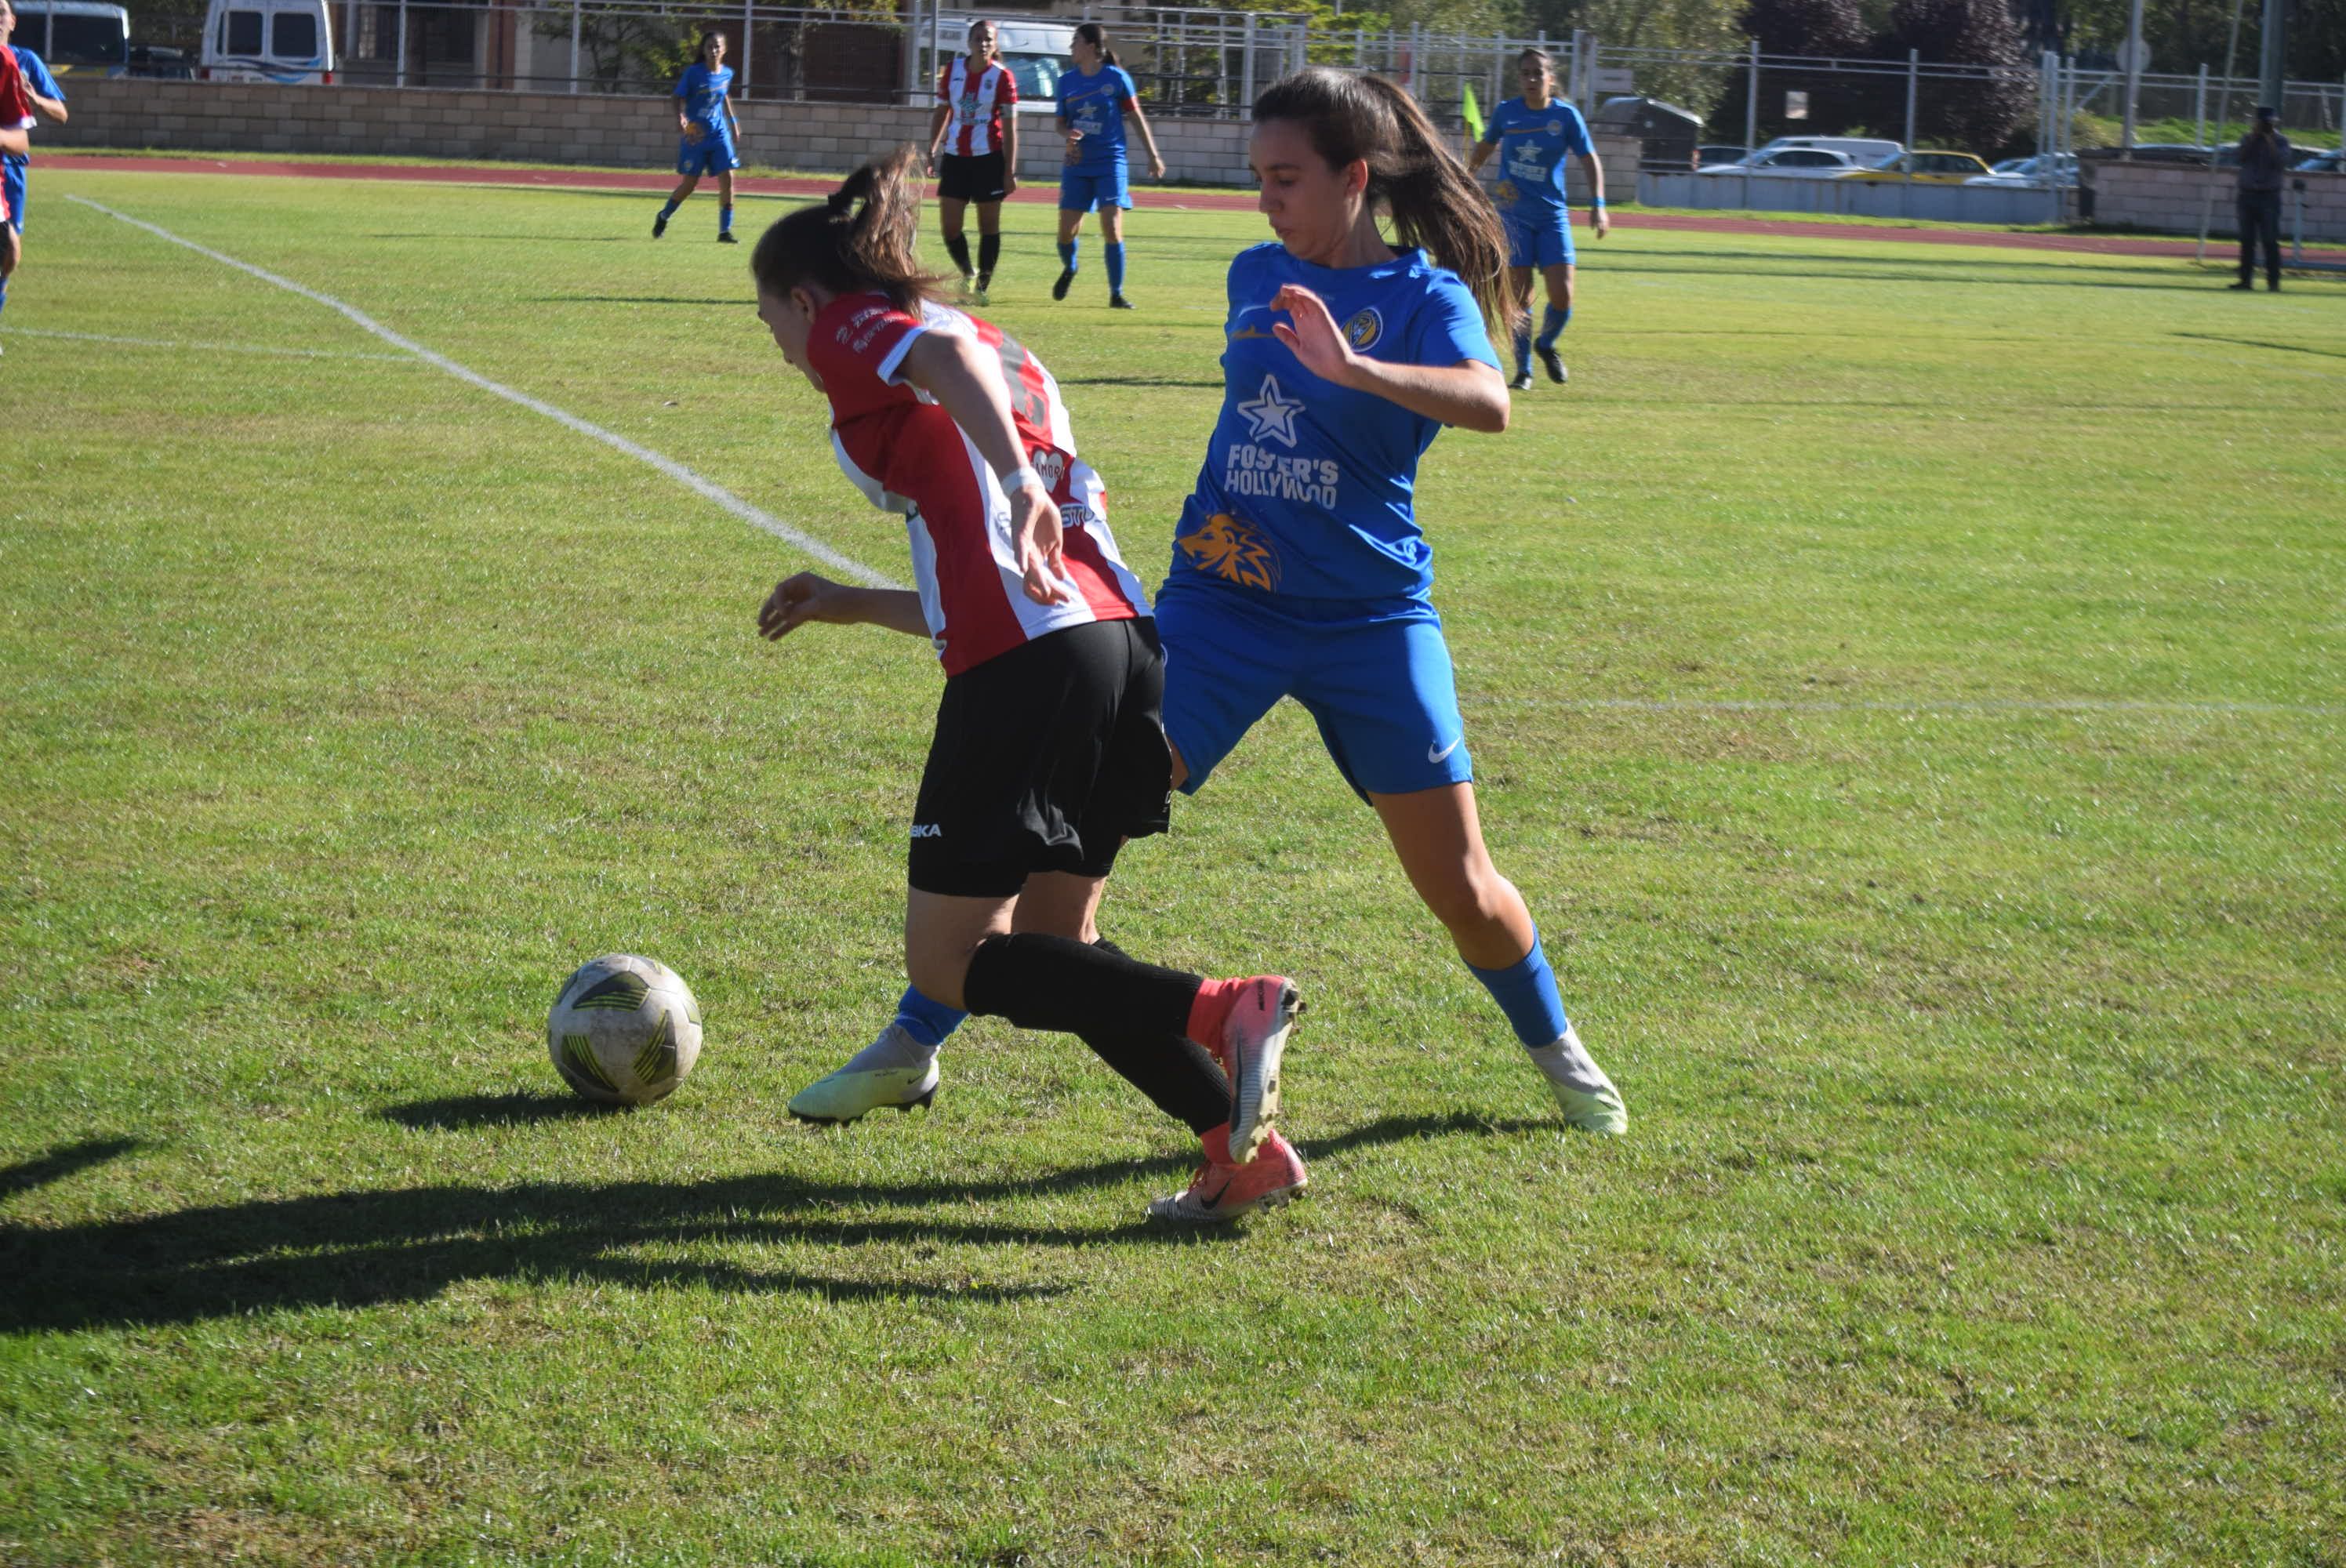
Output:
top-left (674, 64), bottom-right (735, 138)
top-left (1057, 64), bottom-right (1135, 172)
top-left (1479, 96), bottom-right (1590, 220)
top-left (1171, 244), bottom-right (1500, 602)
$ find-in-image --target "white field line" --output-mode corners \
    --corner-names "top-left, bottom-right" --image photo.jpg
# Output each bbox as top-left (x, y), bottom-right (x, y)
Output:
top-left (9, 326), bottom-right (417, 362)
top-left (66, 194), bottom-right (902, 591)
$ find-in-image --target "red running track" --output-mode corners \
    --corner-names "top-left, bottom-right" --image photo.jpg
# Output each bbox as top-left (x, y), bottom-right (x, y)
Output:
top-left (52, 154), bottom-right (2346, 263)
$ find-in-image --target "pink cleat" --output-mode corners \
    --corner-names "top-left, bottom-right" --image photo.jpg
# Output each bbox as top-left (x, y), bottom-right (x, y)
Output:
top-left (1189, 975), bottom-right (1301, 1164)
top-left (1146, 1125), bottom-right (1307, 1225)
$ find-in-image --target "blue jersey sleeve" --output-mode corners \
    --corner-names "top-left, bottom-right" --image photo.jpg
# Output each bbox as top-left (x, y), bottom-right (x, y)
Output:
top-left (1411, 272), bottom-right (1500, 372)
top-left (1113, 67), bottom-right (1137, 108)
top-left (674, 66), bottom-right (696, 100)
top-left (16, 49), bottom-right (61, 101)
top-left (1560, 105), bottom-right (1592, 158)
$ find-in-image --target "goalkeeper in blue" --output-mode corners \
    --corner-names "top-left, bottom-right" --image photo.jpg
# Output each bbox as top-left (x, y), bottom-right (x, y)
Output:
top-left (790, 67), bottom-right (1628, 1147)
top-left (1465, 48), bottom-right (1607, 389)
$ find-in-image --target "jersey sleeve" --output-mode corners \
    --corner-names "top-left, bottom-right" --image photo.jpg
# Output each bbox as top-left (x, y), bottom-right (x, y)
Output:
top-left (1561, 106), bottom-right (1592, 157)
top-left (19, 50), bottom-right (61, 102)
top-left (1113, 67), bottom-right (1138, 107)
top-left (808, 300), bottom-right (934, 412)
top-left (997, 69), bottom-right (1019, 107)
top-left (935, 64), bottom-right (953, 103)
top-left (0, 48), bottom-right (31, 130)
top-left (1478, 101), bottom-right (1503, 146)
top-left (673, 67), bottom-right (693, 100)
top-left (1411, 273), bottom-right (1500, 372)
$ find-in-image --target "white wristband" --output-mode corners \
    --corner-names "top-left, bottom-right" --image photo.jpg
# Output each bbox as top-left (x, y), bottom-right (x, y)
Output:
top-left (1001, 465), bottom-right (1045, 493)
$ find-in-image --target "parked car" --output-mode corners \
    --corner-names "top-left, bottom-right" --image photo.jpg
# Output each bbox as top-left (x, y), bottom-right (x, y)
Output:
top-left (1694, 143), bottom-right (1751, 169)
top-left (1754, 134), bottom-right (1904, 164)
top-left (2290, 148), bottom-right (2341, 173)
top-left (1698, 147), bottom-right (1869, 177)
top-left (1963, 153), bottom-right (2077, 187)
top-left (127, 41), bottom-right (193, 78)
top-left (1838, 150), bottom-right (1995, 183)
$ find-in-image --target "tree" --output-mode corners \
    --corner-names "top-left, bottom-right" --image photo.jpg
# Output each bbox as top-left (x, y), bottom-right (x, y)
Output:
top-left (1712, 0), bottom-right (1875, 140)
top-left (1519, 0), bottom-right (1752, 111)
top-left (1878, 0), bottom-right (2036, 152)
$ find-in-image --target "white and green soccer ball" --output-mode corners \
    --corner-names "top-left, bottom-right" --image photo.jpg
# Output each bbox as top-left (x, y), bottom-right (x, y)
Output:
top-left (547, 954), bottom-right (703, 1106)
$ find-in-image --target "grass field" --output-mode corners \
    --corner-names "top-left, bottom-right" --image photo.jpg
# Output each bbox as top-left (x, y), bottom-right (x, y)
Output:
top-left (3, 169), bottom-right (2343, 1565)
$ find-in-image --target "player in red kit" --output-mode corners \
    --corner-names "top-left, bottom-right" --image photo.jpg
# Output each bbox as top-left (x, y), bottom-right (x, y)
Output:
top-left (925, 17), bottom-right (1019, 301)
top-left (0, 43), bottom-right (31, 288)
top-left (749, 149), bottom-right (1309, 1221)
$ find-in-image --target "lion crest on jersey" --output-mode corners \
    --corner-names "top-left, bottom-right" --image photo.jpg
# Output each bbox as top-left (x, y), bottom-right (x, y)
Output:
top-left (1179, 513), bottom-right (1280, 590)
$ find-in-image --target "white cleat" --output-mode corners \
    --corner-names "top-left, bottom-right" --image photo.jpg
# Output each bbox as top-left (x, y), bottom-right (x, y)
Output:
top-left (787, 1022), bottom-right (940, 1124)
top-left (1529, 1026), bottom-right (1627, 1135)
top-left (1219, 977), bottom-right (1301, 1165)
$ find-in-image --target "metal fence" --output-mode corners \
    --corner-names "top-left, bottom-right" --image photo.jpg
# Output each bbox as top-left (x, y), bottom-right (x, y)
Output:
top-left (164, 0), bottom-right (2346, 163)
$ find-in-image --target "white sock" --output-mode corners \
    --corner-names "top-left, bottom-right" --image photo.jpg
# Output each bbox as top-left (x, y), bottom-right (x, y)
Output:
top-left (1527, 1026), bottom-right (1616, 1096)
top-left (842, 1021), bottom-right (939, 1075)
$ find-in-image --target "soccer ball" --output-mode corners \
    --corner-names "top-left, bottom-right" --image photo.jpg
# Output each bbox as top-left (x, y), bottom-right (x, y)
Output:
top-left (547, 954), bottom-right (703, 1106)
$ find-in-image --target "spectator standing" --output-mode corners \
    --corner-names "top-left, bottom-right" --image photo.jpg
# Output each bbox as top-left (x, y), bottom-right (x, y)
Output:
top-left (2229, 106), bottom-right (2290, 292)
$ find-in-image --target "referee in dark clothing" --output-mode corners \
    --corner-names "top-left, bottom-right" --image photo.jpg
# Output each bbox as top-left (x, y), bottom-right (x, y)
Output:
top-left (2230, 107), bottom-right (2291, 292)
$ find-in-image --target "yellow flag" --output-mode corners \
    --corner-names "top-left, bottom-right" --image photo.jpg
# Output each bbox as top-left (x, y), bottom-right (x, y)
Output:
top-left (1462, 84), bottom-right (1485, 143)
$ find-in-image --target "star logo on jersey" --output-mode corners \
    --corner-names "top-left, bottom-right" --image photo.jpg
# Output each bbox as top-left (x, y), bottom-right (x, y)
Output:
top-left (1236, 375), bottom-right (1306, 448)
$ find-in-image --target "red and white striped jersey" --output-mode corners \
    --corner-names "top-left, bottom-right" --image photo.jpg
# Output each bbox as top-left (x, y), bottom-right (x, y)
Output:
top-left (936, 55), bottom-right (1017, 158)
top-left (806, 292), bottom-right (1150, 678)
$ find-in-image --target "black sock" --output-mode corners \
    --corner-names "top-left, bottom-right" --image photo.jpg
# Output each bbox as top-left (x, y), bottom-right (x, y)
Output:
top-left (943, 232), bottom-right (974, 277)
top-left (964, 933), bottom-right (1229, 1133)
top-left (977, 231), bottom-right (1002, 282)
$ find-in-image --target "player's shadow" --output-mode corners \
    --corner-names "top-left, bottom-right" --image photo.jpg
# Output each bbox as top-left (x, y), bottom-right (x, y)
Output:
top-left (0, 1112), bottom-right (1517, 1331)
top-left (381, 1092), bottom-right (626, 1129)
top-left (2170, 332), bottom-right (2346, 361)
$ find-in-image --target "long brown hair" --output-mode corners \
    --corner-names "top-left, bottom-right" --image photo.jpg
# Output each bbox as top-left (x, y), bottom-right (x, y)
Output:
top-left (750, 147), bottom-right (942, 312)
top-left (1251, 67), bottom-right (1517, 336)
top-left (1073, 21), bottom-right (1117, 67)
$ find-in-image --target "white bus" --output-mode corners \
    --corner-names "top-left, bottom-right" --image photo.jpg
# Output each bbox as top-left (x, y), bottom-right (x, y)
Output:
top-left (198, 0), bottom-right (335, 85)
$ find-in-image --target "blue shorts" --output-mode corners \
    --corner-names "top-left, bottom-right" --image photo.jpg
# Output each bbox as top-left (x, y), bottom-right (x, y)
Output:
top-left (1504, 209), bottom-right (1574, 269)
top-left (1059, 165), bottom-right (1131, 213)
top-left (1154, 579), bottom-right (1472, 801)
top-left (677, 134), bottom-right (739, 177)
top-left (2, 158), bottom-right (25, 232)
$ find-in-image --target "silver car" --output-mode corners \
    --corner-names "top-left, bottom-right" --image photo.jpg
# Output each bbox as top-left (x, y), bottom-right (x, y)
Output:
top-left (1697, 147), bottom-right (1868, 178)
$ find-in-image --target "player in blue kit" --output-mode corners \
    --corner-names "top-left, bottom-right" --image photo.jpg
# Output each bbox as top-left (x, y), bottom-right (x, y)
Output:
top-left (1465, 48), bottom-right (1606, 389)
top-left (652, 33), bottom-right (743, 244)
top-left (1051, 22), bottom-right (1164, 309)
top-left (0, 0), bottom-right (68, 335)
top-left (788, 67), bottom-right (1629, 1148)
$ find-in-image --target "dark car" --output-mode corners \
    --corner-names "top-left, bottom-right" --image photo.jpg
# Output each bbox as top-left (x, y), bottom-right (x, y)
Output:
top-left (1592, 95), bottom-right (1704, 172)
top-left (127, 42), bottom-right (194, 78)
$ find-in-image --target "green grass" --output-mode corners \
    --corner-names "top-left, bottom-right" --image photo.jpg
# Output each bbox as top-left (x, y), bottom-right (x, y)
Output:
top-left (3, 170), bottom-right (2343, 1566)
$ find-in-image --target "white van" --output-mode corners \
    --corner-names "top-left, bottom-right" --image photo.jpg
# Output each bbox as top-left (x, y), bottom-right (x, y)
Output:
top-left (199, 0), bottom-right (335, 85)
top-left (928, 13), bottom-right (1074, 115)
top-left (1756, 135), bottom-right (1903, 164)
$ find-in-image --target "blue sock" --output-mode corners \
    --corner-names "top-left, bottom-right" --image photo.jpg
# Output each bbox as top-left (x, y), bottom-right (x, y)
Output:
top-left (1105, 241), bottom-right (1126, 293)
top-left (892, 985), bottom-right (967, 1051)
top-left (720, 204), bottom-right (735, 234)
top-left (1536, 304), bottom-right (1571, 348)
top-left (0, 272), bottom-right (9, 323)
top-left (1059, 238), bottom-right (1078, 272)
top-left (1468, 935), bottom-right (1571, 1050)
top-left (658, 198), bottom-right (681, 220)
top-left (1511, 329), bottom-right (1531, 373)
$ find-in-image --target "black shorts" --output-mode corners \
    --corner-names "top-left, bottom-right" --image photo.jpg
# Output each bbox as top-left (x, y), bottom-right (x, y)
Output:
top-left (936, 151), bottom-right (1009, 204)
top-left (908, 618), bottom-right (1172, 898)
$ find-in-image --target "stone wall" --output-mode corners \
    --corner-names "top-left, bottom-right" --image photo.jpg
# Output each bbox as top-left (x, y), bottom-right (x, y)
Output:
top-left (45, 78), bottom-right (1643, 199)
top-left (2082, 156), bottom-right (2346, 243)
top-left (41, 78), bottom-right (1262, 185)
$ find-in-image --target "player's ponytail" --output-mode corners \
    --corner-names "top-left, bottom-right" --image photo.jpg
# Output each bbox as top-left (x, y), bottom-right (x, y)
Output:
top-left (1252, 67), bottom-right (1518, 338)
top-left (1074, 21), bottom-right (1117, 67)
top-left (750, 146), bottom-right (942, 312)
